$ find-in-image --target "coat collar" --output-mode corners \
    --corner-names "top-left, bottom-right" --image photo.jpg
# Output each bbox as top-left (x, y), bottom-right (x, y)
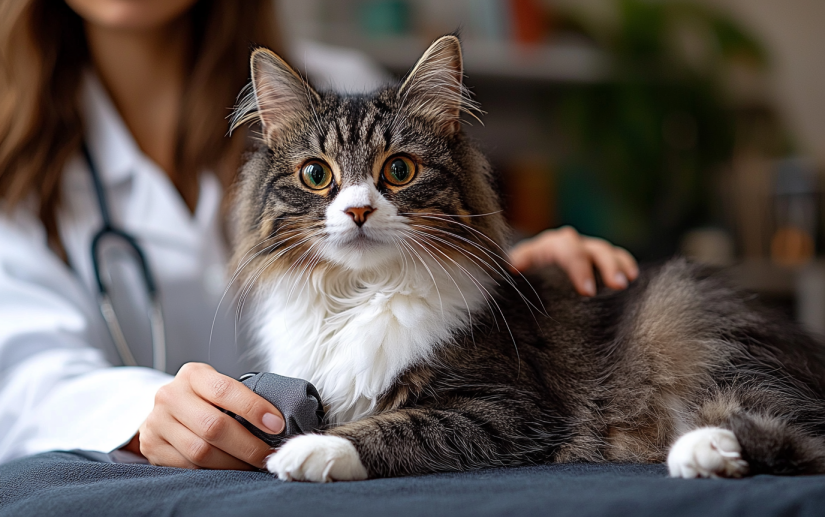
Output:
top-left (75, 70), bottom-right (225, 255)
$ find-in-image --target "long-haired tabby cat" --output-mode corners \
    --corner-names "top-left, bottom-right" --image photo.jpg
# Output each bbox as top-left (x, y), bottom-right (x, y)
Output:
top-left (229, 36), bottom-right (825, 482)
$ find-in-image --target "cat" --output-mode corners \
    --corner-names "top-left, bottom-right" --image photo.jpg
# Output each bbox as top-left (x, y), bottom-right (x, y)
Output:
top-left (228, 35), bottom-right (825, 482)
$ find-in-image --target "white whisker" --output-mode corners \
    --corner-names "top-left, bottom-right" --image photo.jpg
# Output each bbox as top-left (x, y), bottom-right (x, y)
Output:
top-left (415, 214), bottom-right (547, 317)
top-left (410, 224), bottom-right (545, 319)
top-left (401, 231), bottom-right (475, 333)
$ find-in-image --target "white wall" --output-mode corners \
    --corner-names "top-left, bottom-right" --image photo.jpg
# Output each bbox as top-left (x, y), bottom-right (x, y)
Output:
top-left (709, 0), bottom-right (825, 166)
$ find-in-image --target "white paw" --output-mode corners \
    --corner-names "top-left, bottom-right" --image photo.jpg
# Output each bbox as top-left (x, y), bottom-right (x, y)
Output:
top-left (266, 434), bottom-right (368, 482)
top-left (667, 427), bottom-right (749, 478)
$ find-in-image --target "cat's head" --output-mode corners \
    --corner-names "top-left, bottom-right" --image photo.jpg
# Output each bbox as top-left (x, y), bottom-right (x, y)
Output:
top-left (230, 36), bottom-right (508, 281)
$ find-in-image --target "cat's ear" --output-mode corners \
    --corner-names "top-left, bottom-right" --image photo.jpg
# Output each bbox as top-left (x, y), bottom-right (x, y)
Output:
top-left (398, 35), bottom-right (480, 136)
top-left (231, 48), bottom-right (319, 144)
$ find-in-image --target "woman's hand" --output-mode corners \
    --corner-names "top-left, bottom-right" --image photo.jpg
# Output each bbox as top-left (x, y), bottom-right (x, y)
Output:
top-left (132, 362), bottom-right (285, 470)
top-left (509, 226), bottom-right (638, 296)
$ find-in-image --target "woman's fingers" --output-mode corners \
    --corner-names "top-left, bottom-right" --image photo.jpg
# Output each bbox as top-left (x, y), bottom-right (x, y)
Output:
top-left (167, 388), bottom-right (274, 468)
top-left (508, 240), bottom-right (540, 272)
top-left (138, 409), bottom-right (198, 469)
top-left (166, 418), bottom-right (256, 470)
top-left (150, 412), bottom-right (254, 470)
top-left (553, 246), bottom-right (597, 296)
top-left (139, 429), bottom-right (198, 469)
top-left (145, 441), bottom-right (199, 470)
top-left (559, 260), bottom-right (597, 296)
top-left (143, 384), bottom-right (270, 470)
top-left (507, 226), bottom-right (639, 296)
top-left (180, 363), bottom-right (285, 436)
top-left (139, 363), bottom-right (284, 470)
top-left (583, 239), bottom-right (627, 290)
top-left (510, 227), bottom-right (597, 295)
top-left (583, 240), bottom-right (639, 290)
top-left (615, 247), bottom-right (639, 281)
top-left (542, 228), bottom-right (598, 296)
top-left (509, 227), bottom-right (575, 273)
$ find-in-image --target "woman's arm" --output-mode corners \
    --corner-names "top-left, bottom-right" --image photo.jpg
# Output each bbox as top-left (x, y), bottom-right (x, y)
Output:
top-left (509, 226), bottom-right (638, 296)
top-left (0, 210), bottom-right (282, 469)
top-left (0, 210), bottom-right (171, 463)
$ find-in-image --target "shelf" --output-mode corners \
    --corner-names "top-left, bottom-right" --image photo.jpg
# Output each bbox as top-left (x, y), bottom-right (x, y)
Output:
top-left (314, 32), bottom-right (610, 83)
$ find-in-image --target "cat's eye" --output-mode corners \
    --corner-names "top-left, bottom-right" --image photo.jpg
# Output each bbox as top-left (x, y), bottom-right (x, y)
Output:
top-left (382, 155), bottom-right (416, 186)
top-left (300, 160), bottom-right (333, 190)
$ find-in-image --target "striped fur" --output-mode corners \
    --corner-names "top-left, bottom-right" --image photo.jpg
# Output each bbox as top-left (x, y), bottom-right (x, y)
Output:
top-left (229, 36), bottom-right (825, 481)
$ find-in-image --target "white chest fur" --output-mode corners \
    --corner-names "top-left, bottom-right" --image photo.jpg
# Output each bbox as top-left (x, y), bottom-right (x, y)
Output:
top-left (252, 258), bottom-right (489, 424)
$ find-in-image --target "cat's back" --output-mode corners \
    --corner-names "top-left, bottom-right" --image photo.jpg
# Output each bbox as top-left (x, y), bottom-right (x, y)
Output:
top-left (515, 257), bottom-right (824, 383)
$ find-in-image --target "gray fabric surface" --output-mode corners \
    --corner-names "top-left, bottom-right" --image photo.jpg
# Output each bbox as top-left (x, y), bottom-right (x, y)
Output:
top-left (227, 372), bottom-right (325, 447)
top-left (2, 451), bottom-right (825, 517)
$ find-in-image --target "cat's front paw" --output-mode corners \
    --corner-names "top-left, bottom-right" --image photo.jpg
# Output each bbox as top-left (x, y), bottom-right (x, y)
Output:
top-left (266, 434), bottom-right (368, 482)
top-left (667, 427), bottom-right (749, 478)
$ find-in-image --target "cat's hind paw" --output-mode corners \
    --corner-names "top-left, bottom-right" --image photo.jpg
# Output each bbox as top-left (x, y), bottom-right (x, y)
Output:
top-left (667, 427), bottom-right (749, 478)
top-left (266, 434), bottom-right (368, 482)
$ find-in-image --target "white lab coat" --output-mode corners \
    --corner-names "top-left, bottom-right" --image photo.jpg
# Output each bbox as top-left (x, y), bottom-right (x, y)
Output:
top-left (0, 42), bottom-right (389, 464)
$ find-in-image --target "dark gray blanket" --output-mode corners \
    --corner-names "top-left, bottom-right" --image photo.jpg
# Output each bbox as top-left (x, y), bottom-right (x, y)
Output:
top-left (2, 451), bottom-right (825, 517)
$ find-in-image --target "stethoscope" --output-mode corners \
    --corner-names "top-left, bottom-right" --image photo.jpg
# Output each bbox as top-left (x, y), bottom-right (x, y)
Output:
top-left (82, 144), bottom-right (167, 372)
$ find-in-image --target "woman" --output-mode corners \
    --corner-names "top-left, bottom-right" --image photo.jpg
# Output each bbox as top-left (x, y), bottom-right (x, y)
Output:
top-left (0, 0), bottom-right (637, 471)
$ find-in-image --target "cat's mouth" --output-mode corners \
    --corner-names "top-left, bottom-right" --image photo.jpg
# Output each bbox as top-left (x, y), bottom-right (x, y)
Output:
top-left (336, 229), bottom-right (381, 248)
top-left (321, 226), bottom-right (402, 270)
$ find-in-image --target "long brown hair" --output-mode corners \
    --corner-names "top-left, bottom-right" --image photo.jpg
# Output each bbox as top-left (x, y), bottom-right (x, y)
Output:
top-left (0, 0), bottom-right (281, 253)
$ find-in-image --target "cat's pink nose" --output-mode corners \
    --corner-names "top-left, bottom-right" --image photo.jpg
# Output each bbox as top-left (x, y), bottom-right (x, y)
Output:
top-left (345, 206), bottom-right (374, 227)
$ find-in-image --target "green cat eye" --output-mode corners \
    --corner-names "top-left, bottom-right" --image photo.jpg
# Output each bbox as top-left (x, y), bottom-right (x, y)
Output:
top-left (300, 160), bottom-right (333, 190)
top-left (382, 155), bottom-right (416, 186)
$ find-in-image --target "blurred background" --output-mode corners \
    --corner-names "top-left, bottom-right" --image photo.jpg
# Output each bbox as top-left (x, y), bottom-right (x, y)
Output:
top-left (274, 0), bottom-right (825, 332)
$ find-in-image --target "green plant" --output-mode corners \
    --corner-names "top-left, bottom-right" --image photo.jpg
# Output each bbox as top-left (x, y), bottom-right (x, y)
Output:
top-left (555, 0), bottom-right (766, 258)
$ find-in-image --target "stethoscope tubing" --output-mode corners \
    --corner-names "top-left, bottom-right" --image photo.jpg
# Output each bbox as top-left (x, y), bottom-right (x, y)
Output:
top-left (82, 144), bottom-right (166, 372)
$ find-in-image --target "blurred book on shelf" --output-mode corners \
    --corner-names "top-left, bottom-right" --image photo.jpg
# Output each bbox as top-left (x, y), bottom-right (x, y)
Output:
top-left (509, 0), bottom-right (550, 46)
top-left (358, 0), bottom-right (411, 37)
top-left (469, 0), bottom-right (510, 42)
top-left (771, 158), bottom-right (819, 267)
top-left (503, 158), bottom-right (556, 236)
top-left (352, 0), bottom-right (553, 45)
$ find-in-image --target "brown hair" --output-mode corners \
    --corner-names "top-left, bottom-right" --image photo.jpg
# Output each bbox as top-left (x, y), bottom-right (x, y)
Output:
top-left (0, 0), bottom-right (281, 254)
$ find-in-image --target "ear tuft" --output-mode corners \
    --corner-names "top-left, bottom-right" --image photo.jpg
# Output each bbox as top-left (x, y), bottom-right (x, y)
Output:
top-left (230, 48), bottom-right (318, 144)
top-left (398, 35), bottom-right (482, 135)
